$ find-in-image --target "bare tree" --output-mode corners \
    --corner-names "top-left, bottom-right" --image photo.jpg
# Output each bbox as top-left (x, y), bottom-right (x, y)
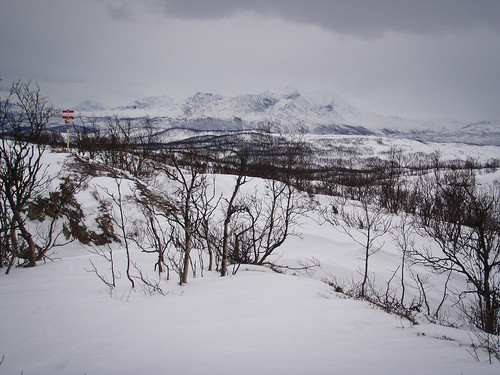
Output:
top-left (133, 115), bottom-right (157, 176)
top-left (0, 189), bottom-right (10, 268)
top-left (73, 114), bottom-right (102, 159)
top-left (0, 80), bottom-right (55, 268)
top-left (131, 179), bottom-right (176, 281)
top-left (380, 146), bottom-right (408, 214)
top-left (0, 155), bottom-right (10, 267)
top-left (391, 213), bottom-right (416, 305)
top-left (220, 151), bottom-right (248, 276)
top-left (194, 181), bottom-right (220, 272)
top-left (323, 187), bottom-right (392, 297)
top-left (244, 178), bottom-right (312, 266)
top-left (98, 178), bottom-right (135, 288)
top-left (214, 131), bottom-right (313, 274)
top-left (156, 147), bottom-right (209, 284)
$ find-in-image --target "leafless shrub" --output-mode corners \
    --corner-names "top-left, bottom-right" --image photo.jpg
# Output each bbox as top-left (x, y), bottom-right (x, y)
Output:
top-left (467, 330), bottom-right (500, 364)
top-left (391, 213), bottom-right (416, 305)
top-left (323, 187), bottom-right (392, 297)
top-left (265, 257), bottom-right (321, 276)
top-left (131, 261), bottom-right (165, 296)
top-left (96, 178), bottom-right (135, 288)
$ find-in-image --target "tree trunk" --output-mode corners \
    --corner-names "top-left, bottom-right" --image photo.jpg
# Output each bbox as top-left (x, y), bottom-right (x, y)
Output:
top-left (220, 215), bottom-right (231, 277)
top-left (360, 243), bottom-right (369, 297)
top-left (482, 268), bottom-right (496, 334)
top-left (360, 224), bottom-right (372, 298)
top-left (484, 297), bottom-right (495, 334)
top-left (207, 242), bottom-right (213, 271)
top-left (221, 174), bottom-right (244, 277)
top-left (13, 209), bottom-right (37, 267)
top-left (181, 232), bottom-right (191, 284)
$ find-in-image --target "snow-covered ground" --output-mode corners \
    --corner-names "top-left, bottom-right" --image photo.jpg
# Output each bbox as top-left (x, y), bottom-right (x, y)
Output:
top-left (1, 143), bottom-right (499, 374)
top-left (1, 251), bottom-right (496, 375)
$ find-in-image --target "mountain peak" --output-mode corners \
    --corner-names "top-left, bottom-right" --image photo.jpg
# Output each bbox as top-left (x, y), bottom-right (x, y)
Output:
top-left (74, 99), bottom-right (105, 112)
top-left (188, 92), bottom-right (223, 102)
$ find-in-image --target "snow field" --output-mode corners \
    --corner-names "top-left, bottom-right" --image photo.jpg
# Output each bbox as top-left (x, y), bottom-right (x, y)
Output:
top-left (1, 145), bottom-right (499, 374)
top-left (1, 246), bottom-right (497, 375)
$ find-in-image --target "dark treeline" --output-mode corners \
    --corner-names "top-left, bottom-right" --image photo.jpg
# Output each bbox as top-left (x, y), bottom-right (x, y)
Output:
top-left (70, 112), bottom-right (500, 198)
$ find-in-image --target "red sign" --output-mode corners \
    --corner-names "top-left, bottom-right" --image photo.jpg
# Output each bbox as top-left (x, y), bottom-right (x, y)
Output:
top-left (62, 110), bottom-right (74, 120)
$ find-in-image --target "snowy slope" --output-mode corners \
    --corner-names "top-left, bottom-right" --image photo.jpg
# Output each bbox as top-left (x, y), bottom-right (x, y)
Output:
top-left (1, 253), bottom-right (496, 375)
top-left (0, 149), bottom-right (499, 374)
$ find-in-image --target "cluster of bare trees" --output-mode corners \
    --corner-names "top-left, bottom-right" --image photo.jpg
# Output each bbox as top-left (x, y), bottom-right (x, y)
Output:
top-left (413, 170), bottom-right (499, 335)
top-left (0, 81), bottom-right (100, 273)
top-left (73, 115), bottom-right (157, 177)
top-left (321, 151), bottom-right (499, 336)
top-left (0, 81), bottom-right (62, 271)
top-left (74, 123), bottom-right (314, 291)
top-left (127, 140), bottom-right (314, 286)
top-left (316, 145), bottom-right (498, 210)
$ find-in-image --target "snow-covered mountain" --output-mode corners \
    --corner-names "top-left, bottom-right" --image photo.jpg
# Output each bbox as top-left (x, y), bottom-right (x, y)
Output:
top-left (72, 90), bottom-right (500, 145)
top-left (73, 99), bottom-right (105, 112)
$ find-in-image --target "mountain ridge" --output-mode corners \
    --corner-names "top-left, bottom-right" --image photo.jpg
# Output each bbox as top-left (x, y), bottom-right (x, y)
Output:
top-left (71, 90), bottom-right (500, 145)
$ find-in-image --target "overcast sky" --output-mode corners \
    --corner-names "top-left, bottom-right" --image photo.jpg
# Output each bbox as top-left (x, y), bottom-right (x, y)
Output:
top-left (1, 0), bottom-right (499, 121)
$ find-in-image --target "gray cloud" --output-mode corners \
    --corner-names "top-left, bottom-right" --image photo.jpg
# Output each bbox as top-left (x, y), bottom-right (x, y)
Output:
top-left (151, 0), bottom-right (500, 37)
top-left (1, 0), bottom-right (499, 121)
top-left (106, 3), bottom-right (136, 22)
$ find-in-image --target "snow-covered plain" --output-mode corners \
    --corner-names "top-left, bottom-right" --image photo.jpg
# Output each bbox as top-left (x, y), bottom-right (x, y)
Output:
top-left (1, 139), bottom-right (499, 374)
top-left (306, 133), bottom-right (500, 168)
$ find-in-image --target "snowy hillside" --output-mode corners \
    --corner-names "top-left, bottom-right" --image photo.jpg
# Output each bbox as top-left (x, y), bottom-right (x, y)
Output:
top-left (1, 147), bottom-right (499, 374)
top-left (402, 120), bottom-right (500, 145)
top-left (1, 240), bottom-right (497, 375)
